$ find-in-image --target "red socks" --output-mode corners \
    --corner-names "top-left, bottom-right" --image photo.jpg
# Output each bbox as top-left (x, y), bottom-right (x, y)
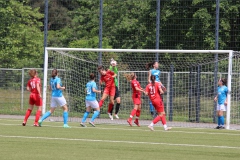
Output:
top-left (99, 100), bottom-right (104, 108)
top-left (35, 110), bottom-right (41, 123)
top-left (24, 109), bottom-right (32, 122)
top-left (153, 115), bottom-right (167, 125)
top-left (108, 103), bottom-right (114, 113)
top-left (153, 115), bottom-right (161, 124)
top-left (136, 109), bottom-right (141, 118)
top-left (129, 109), bottom-right (137, 119)
top-left (161, 114), bottom-right (166, 125)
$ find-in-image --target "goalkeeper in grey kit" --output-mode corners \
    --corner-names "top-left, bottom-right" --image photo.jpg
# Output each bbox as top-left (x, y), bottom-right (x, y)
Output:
top-left (108, 58), bottom-right (121, 120)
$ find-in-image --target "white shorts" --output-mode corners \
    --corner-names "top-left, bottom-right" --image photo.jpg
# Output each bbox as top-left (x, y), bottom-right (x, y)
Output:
top-left (217, 104), bottom-right (226, 111)
top-left (85, 100), bottom-right (99, 109)
top-left (51, 96), bottom-right (67, 108)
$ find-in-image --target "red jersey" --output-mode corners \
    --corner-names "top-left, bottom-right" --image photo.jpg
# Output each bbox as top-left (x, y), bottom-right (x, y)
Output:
top-left (27, 77), bottom-right (41, 94)
top-left (145, 83), bottom-right (162, 101)
top-left (131, 79), bottom-right (141, 95)
top-left (100, 70), bottom-right (115, 88)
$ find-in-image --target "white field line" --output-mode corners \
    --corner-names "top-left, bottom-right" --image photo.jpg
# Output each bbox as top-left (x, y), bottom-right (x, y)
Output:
top-left (0, 122), bottom-right (240, 136)
top-left (1, 118), bottom-right (240, 131)
top-left (0, 134), bottom-right (239, 150)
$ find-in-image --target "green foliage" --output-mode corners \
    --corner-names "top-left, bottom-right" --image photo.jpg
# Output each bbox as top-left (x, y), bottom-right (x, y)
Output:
top-left (0, 0), bottom-right (44, 68)
top-left (1, 0), bottom-right (240, 68)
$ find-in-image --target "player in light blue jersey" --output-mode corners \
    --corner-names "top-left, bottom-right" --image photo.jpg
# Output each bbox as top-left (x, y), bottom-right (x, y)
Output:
top-left (214, 78), bottom-right (228, 129)
top-left (80, 73), bottom-right (101, 127)
top-left (38, 69), bottom-right (70, 128)
top-left (146, 61), bottom-right (165, 118)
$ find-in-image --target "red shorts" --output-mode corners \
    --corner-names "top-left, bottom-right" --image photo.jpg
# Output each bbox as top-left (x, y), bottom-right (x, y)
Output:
top-left (29, 93), bottom-right (42, 106)
top-left (151, 99), bottom-right (164, 112)
top-left (104, 86), bottom-right (116, 97)
top-left (132, 94), bottom-right (141, 105)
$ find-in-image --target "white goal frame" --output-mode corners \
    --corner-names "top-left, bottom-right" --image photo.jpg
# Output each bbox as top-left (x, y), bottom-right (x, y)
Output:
top-left (43, 47), bottom-right (233, 129)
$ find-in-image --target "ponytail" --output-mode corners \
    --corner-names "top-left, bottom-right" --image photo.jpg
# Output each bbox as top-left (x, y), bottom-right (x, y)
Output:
top-left (146, 61), bottom-right (157, 70)
top-left (151, 75), bottom-right (155, 87)
top-left (146, 62), bottom-right (153, 70)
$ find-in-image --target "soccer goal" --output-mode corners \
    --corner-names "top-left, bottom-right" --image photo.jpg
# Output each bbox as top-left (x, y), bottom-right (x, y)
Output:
top-left (43, 48), bottom-right (240, 130)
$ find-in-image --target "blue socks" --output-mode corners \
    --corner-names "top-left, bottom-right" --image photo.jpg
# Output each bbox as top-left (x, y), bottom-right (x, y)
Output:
top-left (149, 101), bottom-right (154, 112)
top-left (221, 116), bottom-right (225, 126)
top-left (91, 111), bottom-right (100, 122)
top-left (82, 111), bottom-right (100, 123)
top-left (40, 111), bottom-right (51, 121)
top-left (63, 111), bottom-right (68, 125)
top-left (82, 112), bottom-right (90, 123)
top-left (218, 116), bottom-right (225, 126)
top-left (218, 116), bottom-right (221, 126)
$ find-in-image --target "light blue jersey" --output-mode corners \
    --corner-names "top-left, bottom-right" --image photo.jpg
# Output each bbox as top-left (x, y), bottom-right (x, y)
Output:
top-left (217, 86), bottom-right (228, 105)
top-left (151, 69), bottom-right (161, 82)
top-left (50, 76), bottom-right (63, 97)
top-left (85, 81), bottom-right (97, 101)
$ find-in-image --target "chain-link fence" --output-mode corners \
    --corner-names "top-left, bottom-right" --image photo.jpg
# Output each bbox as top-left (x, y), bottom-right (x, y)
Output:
top-left (1, 66), bottom-right (240, 128)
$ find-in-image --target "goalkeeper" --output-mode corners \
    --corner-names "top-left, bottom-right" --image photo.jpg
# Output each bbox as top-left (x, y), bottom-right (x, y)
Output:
top-left (109, 58), bottom-right (121, 120)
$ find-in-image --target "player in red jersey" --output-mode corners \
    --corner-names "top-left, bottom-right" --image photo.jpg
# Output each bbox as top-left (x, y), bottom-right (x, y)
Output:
top-left (125, 73), bottom-right (145, 127)
top-left (97, 66), bottom-right (117, 119)
top-left (145, 75), bottom-right (171, 131)
top-left (22, 69), bottom-right (42, 126)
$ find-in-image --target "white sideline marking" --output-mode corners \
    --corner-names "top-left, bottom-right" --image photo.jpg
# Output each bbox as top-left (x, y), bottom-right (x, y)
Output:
top-left (0, 134), bottom-right (239, 149)
top-left (0, 122), bottom-right (240, 136)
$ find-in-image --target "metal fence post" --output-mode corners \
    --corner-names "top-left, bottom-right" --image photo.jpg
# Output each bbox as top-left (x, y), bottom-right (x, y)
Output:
top-left (213, 0), bottom-right (220, 123)
top-left (44, 0), bottom-right (49, 58)
top-left (169, 65), bottom-right (174, 121)
top-left (196, 65), bottom-right (201, 123)
top-left (166, 72), bottom-right (170, 116)
top-left (98, 0), bottom-right (103, 64)
top-left (21, 68), bottom-right (24, 110)
top-left (188, 67), bottom-right (193, 121)
top-left (98, 0), bottom-right (103, 102)
top-left (42, 0), bottom-right (49, 114)
top-left (155, 0), bottom-right (160, 61)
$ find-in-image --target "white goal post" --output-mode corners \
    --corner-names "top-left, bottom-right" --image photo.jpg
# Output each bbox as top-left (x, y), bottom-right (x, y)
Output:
top-left (43, 48), bottom-right (234, 129)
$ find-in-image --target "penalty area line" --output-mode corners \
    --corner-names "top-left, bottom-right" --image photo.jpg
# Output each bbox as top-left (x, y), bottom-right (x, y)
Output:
top-left (0, 134), bottom-right (239, 150)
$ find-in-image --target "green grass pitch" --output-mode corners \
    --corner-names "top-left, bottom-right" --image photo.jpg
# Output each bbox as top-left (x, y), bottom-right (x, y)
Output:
top-left (0, 118), bottom-right (240, 160)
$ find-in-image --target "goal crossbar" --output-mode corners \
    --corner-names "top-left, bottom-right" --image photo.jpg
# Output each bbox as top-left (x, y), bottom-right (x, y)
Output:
top-left (45, 47), bottom-right (233, 54)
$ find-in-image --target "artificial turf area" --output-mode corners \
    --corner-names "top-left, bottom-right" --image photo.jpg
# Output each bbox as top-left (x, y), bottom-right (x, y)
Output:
top-left (0, 118), bottom-right (240, 160)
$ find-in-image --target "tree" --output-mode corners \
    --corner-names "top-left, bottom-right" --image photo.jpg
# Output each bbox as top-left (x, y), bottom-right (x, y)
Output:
top-left (0, 0), bottom-right (44, 68)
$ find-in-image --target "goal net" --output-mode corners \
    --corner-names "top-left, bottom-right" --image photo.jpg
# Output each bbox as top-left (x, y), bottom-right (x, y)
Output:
top-left (43, 48), bottom-right (240, 129)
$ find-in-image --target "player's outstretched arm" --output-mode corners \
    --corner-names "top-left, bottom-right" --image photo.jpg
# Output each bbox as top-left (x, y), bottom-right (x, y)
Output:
top-left (148, 70), bottom-right (151, 84)
top-left (145, 91), bottom-right (149, 96)
top-left (92, 88), bottom-right (101, 93)
top-left (159, 87), bottom-right (164, 94)
top-left (135, 86), bottom-right (145, 93)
